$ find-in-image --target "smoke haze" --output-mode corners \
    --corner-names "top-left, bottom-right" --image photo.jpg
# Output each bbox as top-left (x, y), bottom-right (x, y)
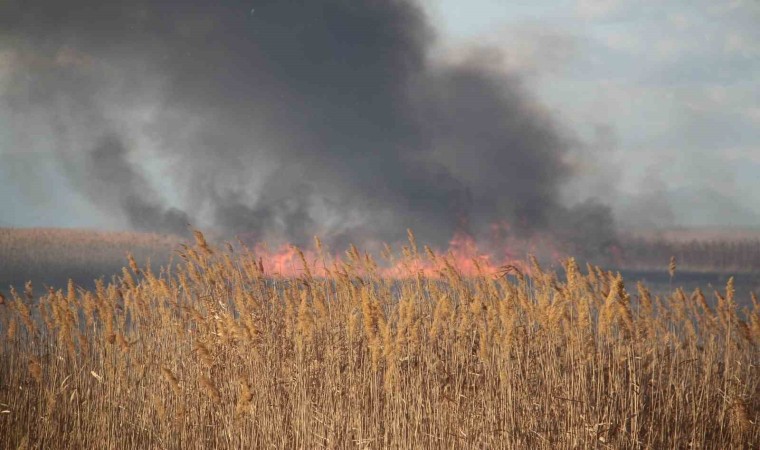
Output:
top-left (0, 0), bottom-right (616, 254)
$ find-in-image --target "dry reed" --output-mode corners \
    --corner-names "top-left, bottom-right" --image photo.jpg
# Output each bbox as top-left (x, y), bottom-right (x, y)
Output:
top-left (0, 232), bottom-right (758, 449)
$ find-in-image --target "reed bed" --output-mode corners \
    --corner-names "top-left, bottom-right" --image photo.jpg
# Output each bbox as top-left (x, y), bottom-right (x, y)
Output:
top-left (0, 231), bottom-right (758, 449)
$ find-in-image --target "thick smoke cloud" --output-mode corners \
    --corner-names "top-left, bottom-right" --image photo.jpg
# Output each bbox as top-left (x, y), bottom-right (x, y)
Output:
top-left (0, 0), bottom-right (616, 252)
top-left (87, 134), bottom-right (190, 234)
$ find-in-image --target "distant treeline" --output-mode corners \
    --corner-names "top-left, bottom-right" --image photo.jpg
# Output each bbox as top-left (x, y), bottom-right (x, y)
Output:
top-left (0, 228), bottom-right (180, 292)
top-left (618, 237), bottom-right (760, 273)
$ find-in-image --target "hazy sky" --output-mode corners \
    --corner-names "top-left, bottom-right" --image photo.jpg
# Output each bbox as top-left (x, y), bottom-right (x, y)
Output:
top-left (1, 0), bottom-right (758, 232)
top-left (424, 0), bottom-right (760, 228)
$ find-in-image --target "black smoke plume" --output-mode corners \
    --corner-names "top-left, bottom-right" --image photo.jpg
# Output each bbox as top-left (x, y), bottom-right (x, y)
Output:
top-left (0, 0), bottom-right (616, 253)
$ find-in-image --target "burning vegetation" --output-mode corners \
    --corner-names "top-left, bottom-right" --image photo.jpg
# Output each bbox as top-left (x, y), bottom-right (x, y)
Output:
top-left (0, 231), bottom-right (758, 448)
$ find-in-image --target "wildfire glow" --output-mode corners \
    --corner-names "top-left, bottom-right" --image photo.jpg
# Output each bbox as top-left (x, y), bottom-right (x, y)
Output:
top-left (244, 226), bottom-right (570, 280)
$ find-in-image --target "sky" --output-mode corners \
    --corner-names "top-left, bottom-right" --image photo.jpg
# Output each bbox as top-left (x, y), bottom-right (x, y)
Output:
top-left (425, 0), bottom-right (760, 229)
top-left (0, 0), bottom-right (758, 237)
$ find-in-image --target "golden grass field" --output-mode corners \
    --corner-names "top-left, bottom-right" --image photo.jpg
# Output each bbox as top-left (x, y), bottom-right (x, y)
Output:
top-left (0, 230), bottom-right (758, 449)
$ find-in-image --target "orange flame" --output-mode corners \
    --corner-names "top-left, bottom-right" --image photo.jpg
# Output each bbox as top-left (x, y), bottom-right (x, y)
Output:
top-left (243, 224), bottom-right (571, 280)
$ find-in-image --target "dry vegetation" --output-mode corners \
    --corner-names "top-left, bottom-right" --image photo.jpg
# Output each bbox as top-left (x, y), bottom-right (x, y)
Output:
top-left (1, 231), bottom-right (759, 449)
